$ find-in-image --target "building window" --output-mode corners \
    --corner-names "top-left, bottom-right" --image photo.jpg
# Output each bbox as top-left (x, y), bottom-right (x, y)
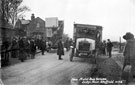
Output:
top-left (36, 23), bottom-right (40, 28)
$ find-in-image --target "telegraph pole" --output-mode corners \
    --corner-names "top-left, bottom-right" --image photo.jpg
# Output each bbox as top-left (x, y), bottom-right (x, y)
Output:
top-left (119, 37), bottom-right (122, 52)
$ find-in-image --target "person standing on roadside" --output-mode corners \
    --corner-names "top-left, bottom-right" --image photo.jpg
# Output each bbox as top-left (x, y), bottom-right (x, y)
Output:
top-left (18, 37), bottom-right (26, 62)
top-left (40, 39), bottom-right (46, 55)
top-left (107, 39), bottom-right (113, 58)
top-left (57, 38), bottom-right (64, 60)
top-left (30, 38), bottom-right (36, 59)
top-left (102, 40), bottom-right (107, 55)
top-left (123, 32), bottom-right (135, 81)
top-left (24, 38), bottom-right (31, 59)
top-left (11, 37), bottom-right (19, 58)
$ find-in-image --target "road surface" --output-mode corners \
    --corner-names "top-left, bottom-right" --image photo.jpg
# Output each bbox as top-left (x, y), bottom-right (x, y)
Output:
top-left (2, 50), bottom-right (95, 85)
top-left (3, 48), bottom-right (133, 85)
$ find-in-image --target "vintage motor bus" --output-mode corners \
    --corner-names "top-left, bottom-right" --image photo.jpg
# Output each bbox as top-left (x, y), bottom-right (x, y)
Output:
top-left (70, 23), bottom-right (103, 63)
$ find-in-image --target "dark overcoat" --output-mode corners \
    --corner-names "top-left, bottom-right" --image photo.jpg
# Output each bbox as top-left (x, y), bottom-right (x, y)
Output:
top-left (40, 40), bottom-right (46, 51)
top-left (18, 39), bottom-right (26, 60)
top-left (107, 42), bottom-right (113, 51)
top-left (30, 40), bottom-right (36, 53)
top-left (57, 40), bottom-right (64, 55)
top-left (123, 39), bottom-right (135, 76)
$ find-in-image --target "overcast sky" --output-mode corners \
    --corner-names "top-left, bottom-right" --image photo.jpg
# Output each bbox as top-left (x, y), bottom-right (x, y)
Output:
top-left (22, 0), bottom-right (135, 41)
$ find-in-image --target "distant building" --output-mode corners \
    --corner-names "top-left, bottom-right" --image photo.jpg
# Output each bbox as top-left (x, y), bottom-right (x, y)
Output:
top-left (27, 14), bottom-right (46, 40)
top-left (14, 14), bottom-right (46, 39)
top-left (15, 18), bottom-right (30, 37)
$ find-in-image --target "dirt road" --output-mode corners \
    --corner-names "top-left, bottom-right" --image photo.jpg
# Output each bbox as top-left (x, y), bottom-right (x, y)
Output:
top-left (2, 50), bottom-right (95, 85)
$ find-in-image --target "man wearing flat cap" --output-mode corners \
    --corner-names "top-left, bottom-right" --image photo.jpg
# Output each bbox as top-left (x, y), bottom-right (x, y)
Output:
top-left (123, 32), bottom-right (135, 81)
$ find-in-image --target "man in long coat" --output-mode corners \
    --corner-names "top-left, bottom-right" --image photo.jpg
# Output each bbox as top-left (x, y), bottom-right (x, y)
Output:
top-left (123, 32), bottom-right (135, 81)
top-left (30, 39), bottom-right (36, 59)
top-left (102, 40), bottom-right (107, 55)
top-left (18, 38), bottom-right (26, 62)
top-left (57, 38), bottom-right (64, 60)
top-left (11, 38), bottom-right (19, 58)
top-left (107, 39), bottom-right (113, 58)
top-left (40, 39), bottom-right (46, 55)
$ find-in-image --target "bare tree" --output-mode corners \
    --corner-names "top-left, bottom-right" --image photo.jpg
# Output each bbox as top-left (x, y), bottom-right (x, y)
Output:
top-left (1, 0), bottom-right (9, 26)
top-left (1, 0), bottom-right (30, 28)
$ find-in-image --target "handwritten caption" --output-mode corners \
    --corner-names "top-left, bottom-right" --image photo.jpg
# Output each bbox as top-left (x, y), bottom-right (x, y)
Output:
top-left (71, 77), bottom-right (124, 84)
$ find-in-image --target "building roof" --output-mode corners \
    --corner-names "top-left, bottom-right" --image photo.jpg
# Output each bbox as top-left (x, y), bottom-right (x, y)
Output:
top-left (36, 17), bottom-right (45, 22)
top-left (20, 19), bottom-right (30, 25)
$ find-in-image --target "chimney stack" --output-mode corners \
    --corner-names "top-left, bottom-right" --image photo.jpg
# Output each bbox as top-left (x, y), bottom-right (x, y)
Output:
top-left (31, 14), bottom-right (35, 21)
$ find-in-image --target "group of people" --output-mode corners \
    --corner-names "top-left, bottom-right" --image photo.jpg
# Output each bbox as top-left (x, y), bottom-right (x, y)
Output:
top-left (100, 32), bottom-right (135, 82)
top-left (1, 37), bottom-right (47, 66)
top-left (57, 38), bottom-right (114, 60)
top-left (1, 36), bottom-right (72, 66)
top-left (100, 39), bottom-right (113, 58)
